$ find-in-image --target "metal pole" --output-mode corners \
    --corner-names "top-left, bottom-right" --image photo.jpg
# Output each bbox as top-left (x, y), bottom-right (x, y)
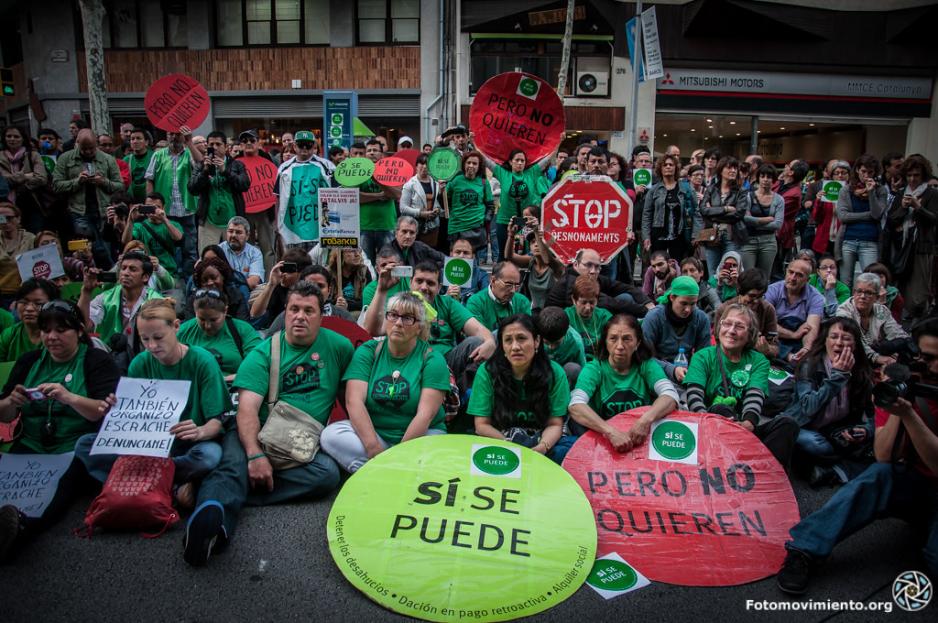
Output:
top-left (628, 1), bottom-right (643, 154)
top-left (749, 116), bottom-right (759, 156)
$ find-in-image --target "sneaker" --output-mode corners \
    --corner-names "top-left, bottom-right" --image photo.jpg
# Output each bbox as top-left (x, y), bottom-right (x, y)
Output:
top-left (777, 549), bottom-right (812, 595)
top-left (0, 505), bottom-right (25, 563)
top-left (809, 466), bottom-right (839, 488)
top-left (183, 500), bottom-right (226, 567)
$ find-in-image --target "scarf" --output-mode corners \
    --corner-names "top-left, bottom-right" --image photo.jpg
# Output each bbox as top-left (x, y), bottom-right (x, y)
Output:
top-left (664, 301), bottom-right (694, 328)
top-left (4, 147), bottom-right (25, 170)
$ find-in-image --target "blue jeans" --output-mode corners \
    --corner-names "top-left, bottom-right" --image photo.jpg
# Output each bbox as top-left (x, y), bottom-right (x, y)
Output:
top-left (74, 433), bottom-right (223, 484)
top-left (361, 230), bottom-right (393, 266)
top-left (840, 239), bottom-right (879, 288)
top-left (195, 427), bottom-right (340, 537)
top-left (704, 231), bottom-right (739, 276)
top-left (795, 429), bottom-right (836, 459)
top-left (169, 214), bottom-right (197, 279)
top-left (787, 463), bottom-right (938, 575)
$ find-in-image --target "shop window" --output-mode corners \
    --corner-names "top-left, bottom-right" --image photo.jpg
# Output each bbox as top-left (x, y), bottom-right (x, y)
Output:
top-left (216, 0), bottom-right (330, 46)
top-left (357, 0), bottom-right (419, 44)
top-left (469, 41), bottom-right (609, 96)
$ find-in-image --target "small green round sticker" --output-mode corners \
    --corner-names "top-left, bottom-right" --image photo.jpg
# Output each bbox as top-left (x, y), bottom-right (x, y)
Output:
top-left (518, 77), bottom-right (539, 98)
top-left (427, 148), bottom-right (461, 182)
top-left (443, 258), bottom-right (472, 287)
top-left (651, 421), bottom-right (696, 461)
top-left (823, 180), bottom-right (843, 202)
top-left (335, 157), bottom-right (375, 188)
top-left (472, 445), bottom-right (520, 476)
top-left (633, 168), bottom-right (652, 186)
top-left (331, 113), bottom-right (343, 124)
top-left (587, 559), bottom-right (638, 592)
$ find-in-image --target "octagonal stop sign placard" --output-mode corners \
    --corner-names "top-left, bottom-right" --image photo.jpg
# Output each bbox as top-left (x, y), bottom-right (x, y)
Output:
top-left (540, 177), bottom-right (633, 265)
top-left (563, 409), bottom-right (800, 586)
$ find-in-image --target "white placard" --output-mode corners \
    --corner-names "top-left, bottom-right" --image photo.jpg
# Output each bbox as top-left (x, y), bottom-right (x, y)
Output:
top-left (319, 187), bottom-right (361, 248)
top-left (16, 245), bottom-right (65, 281)
top-left (0, 452), bottom-right (74, 517)
top-left (586, 552), bottom-right (651, 600)
top-left (90, 377), bottom-right (190, 457)
top-left (640, 6), bottom-right (664, 81)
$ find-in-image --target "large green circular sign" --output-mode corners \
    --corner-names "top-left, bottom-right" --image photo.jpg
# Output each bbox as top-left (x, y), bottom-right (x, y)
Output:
top-left (822, 180), bottom-right (843, 202)
top-left (633, 168), bottom-right (652, 186)
top-left (335, 157), bottom-right (375, 187)
top-left (327, 435), bottom-right (597, 622)
top-left (651, 420), bottom-right (696, 461)
top-left (443, 258), bottom-right (473, 287)
top-left (428, 147), bottom-right (461, 182)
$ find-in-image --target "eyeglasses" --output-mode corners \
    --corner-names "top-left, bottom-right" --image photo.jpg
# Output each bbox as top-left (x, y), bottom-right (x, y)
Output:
top-left (41, 300), bottom-right (82, 323)
top-left (578, 261), bottom-right (601, 271)
top-left (386, 311), bottom-right (417, 326)
top-left (240, 138), bottom-right (256, 144)
top-left (720, 320), bottom-right (748, 332)
top-left (497, 278), bottom-right (522, 290)
top-left (854, 289), bottom-right (878, 298)
top-left (296, 141), bottom-right (314, 149)
top-left (16, 299), bottom-right (45, 309)
top-left (194, 289), bottom-right (224, 299)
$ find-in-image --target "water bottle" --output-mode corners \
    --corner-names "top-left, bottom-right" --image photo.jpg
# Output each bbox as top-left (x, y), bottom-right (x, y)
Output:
top-left (674, 346), bottom-right (688, 370)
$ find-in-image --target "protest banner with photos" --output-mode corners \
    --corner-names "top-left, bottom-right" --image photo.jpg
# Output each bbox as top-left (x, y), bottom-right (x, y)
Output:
top-left (0, 452), bottom-right (74, 518)
top-left (17, 244), bottom-right (65, 281)
top-left (563, 409), bottom-right (800, 586)
top-left (318, 188), bottom-right (361, 248)
top-left (328, 435), bottom-right (597, 622)
top-left (89, 378), bottom-right (190, 458)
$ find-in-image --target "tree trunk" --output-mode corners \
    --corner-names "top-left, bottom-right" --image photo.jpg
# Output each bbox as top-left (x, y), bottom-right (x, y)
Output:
top-left (78, 0), bottom-right (111, 135)
top-left (556, 0), bottom-right (576, 97)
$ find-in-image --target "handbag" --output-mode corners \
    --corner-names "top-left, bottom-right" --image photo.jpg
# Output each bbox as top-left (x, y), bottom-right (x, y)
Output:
top-left (694, 227), bottom-right (719, 246)
top-left (257, 331), bottom-right (323, 470)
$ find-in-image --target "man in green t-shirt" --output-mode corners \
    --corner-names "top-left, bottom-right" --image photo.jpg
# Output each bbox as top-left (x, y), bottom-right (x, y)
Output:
top-left (364, 260), bottom-right (496, 391)
top-left (535, 306), bottom-right (587, 386)
top-left (123, 127), bottom-right (153, 203)
top-left (466, 262), bottom-right (532, 332)
top-left (184, 281), bottom-right (352, 567)
top-left (359, 138), bottom-right (401, 264)
top-left (123, 192), bottom-right (183, 274)
top-left (189, 130), bottom-right (251, 253)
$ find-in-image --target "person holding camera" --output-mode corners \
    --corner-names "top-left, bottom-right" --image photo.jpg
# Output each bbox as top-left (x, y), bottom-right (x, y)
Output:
top-left (781, 317), bottom-right (874, 486)
top-left (189, 131), bottom-right (251, 253)
top-left (502, 211), bottom-right (564, 311)
top-left (248, 247), bottom-right (312, 329)
top-left (121, 192), bottom-right (182, 276)
top-left (778, 317), bottom-right (938, 594)
top-left (835, 272), bottom-right (910, 367)
top-left (77, 250), bottom-right (163, 344)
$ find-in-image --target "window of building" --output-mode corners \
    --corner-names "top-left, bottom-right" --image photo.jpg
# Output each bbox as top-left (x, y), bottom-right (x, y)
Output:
top-left (92, 0), bottom-right (187, 49)
top-left (469, 40), bottom-right (610, 96)
top-left (357, 0), bottom-right (419, 44)
top-left (215, 0), bottom-right (329, 46)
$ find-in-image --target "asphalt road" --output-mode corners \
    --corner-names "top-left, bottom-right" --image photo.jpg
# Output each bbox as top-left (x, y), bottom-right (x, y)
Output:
top-left (1, 476), bottom-right (930, 623)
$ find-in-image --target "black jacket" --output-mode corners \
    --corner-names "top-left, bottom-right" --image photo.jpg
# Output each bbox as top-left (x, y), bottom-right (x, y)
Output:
top-left (545, 266), bottom-right (651, 317)
top-left (392, 239), bottom-right (446, 270)
top-left (189, 157), bottom-right (251, 223)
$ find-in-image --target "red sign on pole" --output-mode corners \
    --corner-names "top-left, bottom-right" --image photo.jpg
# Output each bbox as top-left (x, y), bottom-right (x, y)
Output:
top-left (540, 177), bottom-right (633, 264)
top-left (469, 72), bottom-right (565, 165)
top-left (144, 74), bottom-right (210, 132)
top-left (563, 409), bottom-right (801, 586)
top-left (373, 157), bottom-right (414, 187)
top-left (241, 156), bottom-right (278, 214)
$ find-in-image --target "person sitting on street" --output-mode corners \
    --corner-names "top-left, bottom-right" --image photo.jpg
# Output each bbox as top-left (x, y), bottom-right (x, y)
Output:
top-left (715, 268), bottom-right (780, 360)
top-left (0, 278), bottom-right (58, 362)
top-left (835, 272), bottom-right (911, 368)
top-left (536, 306), bottom-right (587, 387)
top-left (183, 256), bottom-right (250, 322)
top-left (177, 288), bottom-right (262, 381)
top-left (808, 253), bottom-right (851, 317)
top-left (264, 265), bottom-right (355, 336)
top-left (641, 275), bottom-right (711, 383)
top-left (641, 250), bottom-right (681, 299)
top-left (708, 250), bottom-right (743, 302)
top-left (466, 261), bottom-right (532, 332)
top-left (546, 248), bottom-right (653, 317)
top-left (765, 258), bottom-right (824, 366)
top-left (248, 247), bottom-right (313, 328)
top-left (565, 276), bottom-right (612, 362)
top-left (390, 215), bottom-right (445, 270)
top-left (680, 256), bottom-right (720, 317)
top-left (121, 192), bottom-right (183, 276)
top-left (219, 216), bottom-right (265, 290)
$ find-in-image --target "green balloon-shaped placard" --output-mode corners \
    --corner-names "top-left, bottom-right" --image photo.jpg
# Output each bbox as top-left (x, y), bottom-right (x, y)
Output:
top-left (335, 157), bottom-right (375, 187)
top-left (428, 147), bottom-right (462, 182)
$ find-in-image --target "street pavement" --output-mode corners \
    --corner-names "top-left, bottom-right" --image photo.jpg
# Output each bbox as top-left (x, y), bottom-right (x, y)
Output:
top-left (1, 476), bottom-right (930, 623)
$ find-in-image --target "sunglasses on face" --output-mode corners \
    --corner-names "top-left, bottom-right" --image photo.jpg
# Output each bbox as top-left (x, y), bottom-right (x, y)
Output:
top-left (194, 289), bottom-right (224, 299)
top-left (296, 141), bottom-right (314, 149)
top-left (240, 138), bottom-right (256, 144)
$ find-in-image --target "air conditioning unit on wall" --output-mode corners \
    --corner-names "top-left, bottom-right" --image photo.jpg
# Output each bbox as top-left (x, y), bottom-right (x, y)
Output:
top-left (575, 57), bottom-right (610, 97)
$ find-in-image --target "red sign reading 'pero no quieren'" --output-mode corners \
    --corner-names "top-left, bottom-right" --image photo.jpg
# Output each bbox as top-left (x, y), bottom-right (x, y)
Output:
top-left (563, 409), bottom-right (800, 586)
top-left (144, 74), bottom-right (210, 132)
top-left (241, 156), bottom-right (278, 214)
top-left (373, 157), bottom-right (414, 187)
top-left (469, 72), bottom-right (565, 165)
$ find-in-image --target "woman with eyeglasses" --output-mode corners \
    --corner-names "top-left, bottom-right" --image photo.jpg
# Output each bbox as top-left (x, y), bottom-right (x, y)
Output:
top-left (558, 314), bottom-right (678, 463)
top-left (183, 256), bottom-right (250, 321)
top-left (0, 278), bottom-right (58, 362)
top-left (75, 298), bottom-right (229, 507)
top-left (400, 154), bottom-right (442, 248)
top-left (808, 254), bottom-right (851, 317)
top-left (320, 292), bottom-right (451, 473)
top-left (469, 314), bottom-right (568, 460)
top-left (715, 268), bottom-right (779, 360)
top-left (834, 272), bottom-right (909, 367)
top-left (0, 300), bottom-right (120, 560)
top-left (177, 289), bottom-right (261, 381)
top-left (0, 202), bottom-right (36, 309)
top-left (780, 317), bottom-right (874, 485)
top-left (699, 157), bottom-right (751, 276)
top-left (565, 276), bottom-right (612, 362)
top-left (685, 303), bottom-right (799, 466)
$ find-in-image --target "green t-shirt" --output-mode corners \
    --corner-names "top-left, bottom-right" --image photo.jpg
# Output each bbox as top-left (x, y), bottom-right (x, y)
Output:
top-left (0, 323), bottom-right (41, 363)
top-left (708, 276), bottom-right (738, 302)
top-left (544, 326), bottom-right (587, 369)
top-left (343, 339), bottom-right (451, 444)
top-left (124, 150), bottom-right (154, 203)
top-left (446, 174), bottom-right (492, 234)
top-left (466, 289), bottom-right (532, 332)
top-left (808, 274), bottom-right (851, 304)
top-left (234, 328), bottom-right (354, 426)
top-left (360, 178), bottom-right (397, 231)
top-left (177, 317), bottom-right (262, 376)
top-left (362, 278), bottom-right (410, 309)
top-left (428, 294), bottom-right (476, 357)
top-left (684, 346), bottom-right (769, 409)
top-left (565, 306), bottom-right (612, 361)
top-left (574, 358), bottom-right (668, 422)
top-left (127, 345), bottom-right (230, 426)
top-left (132, 219), bottom-right (177, 273)
top-left (0, 308), bottom-right (14, 334)
top-left (467, 359), bottom-right (569, 428)
top-left (491, 165), bottom-right (546, 224)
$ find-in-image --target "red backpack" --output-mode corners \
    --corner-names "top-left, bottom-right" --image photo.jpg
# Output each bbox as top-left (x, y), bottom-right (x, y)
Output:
top-left (79, 456), bottom-right (179, 538)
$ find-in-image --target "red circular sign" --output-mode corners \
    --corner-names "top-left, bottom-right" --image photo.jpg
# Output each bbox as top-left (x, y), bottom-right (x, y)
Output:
top-left (32, 261), bottom-right (51, 279)
top-left (563, 409), bottom-right (800, 586)
top-left (373, 157), bottom-right (414, 187)
top-left (394, 148), bottom-right (421, 169)
top-left (540, 177), bottom-right (633, 265)
top-left (241, 156), bottom-right (279, 214)
top-left (469, 72), bottom-right (565, 165)
top-left (144, 74), bottom-right (210, 132)
top-left (321, 316), bottom-right (372, 349)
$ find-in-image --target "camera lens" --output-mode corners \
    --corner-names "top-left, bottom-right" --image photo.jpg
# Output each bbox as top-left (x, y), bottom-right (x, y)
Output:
top-left (872, 380), bottom-right (906, 408)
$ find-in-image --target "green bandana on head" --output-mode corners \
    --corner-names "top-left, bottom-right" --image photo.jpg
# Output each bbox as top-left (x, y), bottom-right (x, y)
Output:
top-left (657, 275), bottom-right (700, 305)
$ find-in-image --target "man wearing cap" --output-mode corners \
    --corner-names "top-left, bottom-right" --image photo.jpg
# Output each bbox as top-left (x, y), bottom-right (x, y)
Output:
top-left (145, 127), bottom-right (202, 278)
top-left (235, 130), bottom-right (278, 273)
top-left (397, 136), bottom-right (414, 151)
top-left (641, 276), bottom-right (712, 383)
top-left (440, 125), bottom-right (470, 156)
top-left (189, 131), bottom-right (252, 251)
top-left (274, 130), bottom-right (332, 248)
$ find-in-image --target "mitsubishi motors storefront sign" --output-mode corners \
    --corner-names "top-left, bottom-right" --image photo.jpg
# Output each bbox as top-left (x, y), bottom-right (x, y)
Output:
top-left (540, 177), bottom-right (632, 265)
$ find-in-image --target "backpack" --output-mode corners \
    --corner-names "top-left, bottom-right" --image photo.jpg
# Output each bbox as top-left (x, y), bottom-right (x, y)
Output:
top-left (79, 456), bottom-right (179, 538)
